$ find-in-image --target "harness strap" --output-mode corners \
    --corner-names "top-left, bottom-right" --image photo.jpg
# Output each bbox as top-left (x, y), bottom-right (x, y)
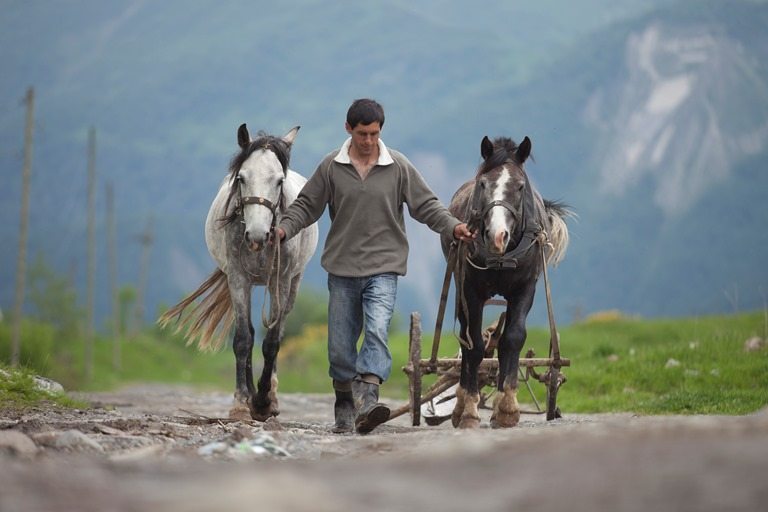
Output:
top-left (241, 195), bottom-right (279, 213)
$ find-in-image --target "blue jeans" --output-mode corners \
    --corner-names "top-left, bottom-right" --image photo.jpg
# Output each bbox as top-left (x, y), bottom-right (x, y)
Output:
top-left (327, 273), bottom-right (398, 383)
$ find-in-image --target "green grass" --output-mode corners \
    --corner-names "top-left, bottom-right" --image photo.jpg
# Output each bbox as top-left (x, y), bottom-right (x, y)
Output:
top-left (2, 311), bottom-right (767, 416)
top-left (279, 311), bottom-right (768, 415)
top-left (0, 365), bottom-right (87, 413)
top-left (551, 312), bottom-right (768, 414)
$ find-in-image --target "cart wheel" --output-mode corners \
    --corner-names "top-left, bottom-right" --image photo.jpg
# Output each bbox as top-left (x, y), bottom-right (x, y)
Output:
top-left (546, 366), bottom-right (562, 421)
top-left (409, 312), bottom-right (423, 426)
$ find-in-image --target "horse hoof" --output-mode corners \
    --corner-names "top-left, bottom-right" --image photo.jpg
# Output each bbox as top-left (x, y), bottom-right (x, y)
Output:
top-left (458, 414), bottom-right (481, 429)
top-left (490, 411), bottom-right (520, 428)
top-left (228, 405), bottom-right (251, 421)
top-left (249, 400), bottom-right (280, 422)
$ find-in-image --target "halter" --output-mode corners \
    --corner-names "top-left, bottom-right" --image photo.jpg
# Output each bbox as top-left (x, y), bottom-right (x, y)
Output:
top-left (233, 172), bottom-right (285, 329)
top-left (234, 173), bottom-right (284, 236)
top-left (466, 171), bottom-right (541, 270)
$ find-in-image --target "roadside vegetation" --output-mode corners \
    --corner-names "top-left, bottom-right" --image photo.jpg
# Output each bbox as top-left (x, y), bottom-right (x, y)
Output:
top-left (2, 263), bottom-right (766, 415)
top-left (279, 309), bottom-right (768, 415)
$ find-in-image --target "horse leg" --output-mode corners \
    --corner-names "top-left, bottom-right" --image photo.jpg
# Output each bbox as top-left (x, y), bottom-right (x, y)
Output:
top-left (250, 274), bottom-right (297, 421)
top-left (228, 277), bottom-right (255, 421)
top-left (491, 288), bottom-right (535, 428)
top-left (452, 291), bottom-right (486, 429)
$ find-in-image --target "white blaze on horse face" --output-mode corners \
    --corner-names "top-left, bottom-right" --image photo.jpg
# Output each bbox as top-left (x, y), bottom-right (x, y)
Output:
top-left (239, 149), bottom-right (284, 250)
top-left (487, 166), bottom-right (511, 254)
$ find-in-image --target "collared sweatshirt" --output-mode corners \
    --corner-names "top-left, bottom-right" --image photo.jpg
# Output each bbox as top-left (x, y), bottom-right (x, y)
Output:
top-left (278, 138), bottom-right (460, 277)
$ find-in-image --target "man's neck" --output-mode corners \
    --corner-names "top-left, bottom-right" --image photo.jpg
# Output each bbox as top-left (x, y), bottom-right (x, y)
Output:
top-left (348, 145), bottom-right (378, 179)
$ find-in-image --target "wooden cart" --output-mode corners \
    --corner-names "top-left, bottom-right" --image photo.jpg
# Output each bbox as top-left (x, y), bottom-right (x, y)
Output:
top-left (389, 242), bottom-right (570, 426)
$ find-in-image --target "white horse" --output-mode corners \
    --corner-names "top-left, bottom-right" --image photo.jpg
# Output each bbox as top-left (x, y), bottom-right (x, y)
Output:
top-left (159, 124), bottom-right (318, 420)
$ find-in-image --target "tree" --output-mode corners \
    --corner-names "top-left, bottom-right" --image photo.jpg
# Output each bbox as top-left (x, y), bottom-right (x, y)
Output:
top-left (27, 255), bottom-right (82, 340)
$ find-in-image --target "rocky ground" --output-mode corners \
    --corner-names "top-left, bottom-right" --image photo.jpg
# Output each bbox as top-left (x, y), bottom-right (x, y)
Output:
top-left (1, 384), bottom-right (767, 512)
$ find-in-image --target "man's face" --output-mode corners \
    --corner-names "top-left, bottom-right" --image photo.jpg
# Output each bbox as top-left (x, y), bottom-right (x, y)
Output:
top-left (346, 121), bottom-right (381, 158)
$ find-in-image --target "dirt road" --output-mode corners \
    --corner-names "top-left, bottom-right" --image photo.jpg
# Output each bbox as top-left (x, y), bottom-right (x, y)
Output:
top-left (1, 384), bottom-right (767, 512)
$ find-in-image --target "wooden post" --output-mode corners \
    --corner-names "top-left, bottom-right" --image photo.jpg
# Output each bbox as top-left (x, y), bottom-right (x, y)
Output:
top-left (408, 312), bottom-right (422, 426)
top-left (85, 127), bottom-right (96, 380)
top-left (10, 87), bottom-right (34, 367)
top-left (106, 182), bottom-right (120, 370)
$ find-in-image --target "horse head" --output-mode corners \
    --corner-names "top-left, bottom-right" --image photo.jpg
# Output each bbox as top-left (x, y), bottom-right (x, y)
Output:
top-left (471, 135), bottom-right (532, 255)
top-left (229, 124), bottom-right (299, 251)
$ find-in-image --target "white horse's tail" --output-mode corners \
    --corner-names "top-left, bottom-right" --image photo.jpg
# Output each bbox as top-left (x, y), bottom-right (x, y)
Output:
top-left (157, 268), bottom-right (233, 352)
top-left (543, 199), bottom-right (575, 267)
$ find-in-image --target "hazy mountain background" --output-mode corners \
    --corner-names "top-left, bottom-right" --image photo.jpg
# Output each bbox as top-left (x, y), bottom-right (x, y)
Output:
top-left (2, 0), bottom-right (767, 333)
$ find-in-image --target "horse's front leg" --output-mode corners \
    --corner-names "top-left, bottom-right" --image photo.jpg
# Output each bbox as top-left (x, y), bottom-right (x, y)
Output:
top-left (452, 286), bottom-right (486, 429)
top-left (228, 278), bottom-right (255, 421)
top-left (250, 273), bottom-right (297, 421)
top-left (250, 320), bottom-right (282, 421)
top-left (491, 285), bottom-right (536, 428)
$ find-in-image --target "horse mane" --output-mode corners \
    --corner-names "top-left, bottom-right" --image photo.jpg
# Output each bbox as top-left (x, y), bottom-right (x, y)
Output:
top-left (476, 137), bottom-right (519, 177)
top-left (221, 131), bottom-right (292, 225)
top-left (227, 132), bottom-right (291, 178)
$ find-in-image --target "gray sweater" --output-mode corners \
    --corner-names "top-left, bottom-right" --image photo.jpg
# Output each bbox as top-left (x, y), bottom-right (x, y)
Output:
top-left (278, 138), bottom-right (460, 277)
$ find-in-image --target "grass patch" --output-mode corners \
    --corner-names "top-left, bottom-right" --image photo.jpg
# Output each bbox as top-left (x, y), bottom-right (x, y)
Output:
top-left (0, 365), bottom-right (87, 414)
top-left (2, 311), bottom-right (766, 416)
top-left (280, 311), bottom-right (768, 415)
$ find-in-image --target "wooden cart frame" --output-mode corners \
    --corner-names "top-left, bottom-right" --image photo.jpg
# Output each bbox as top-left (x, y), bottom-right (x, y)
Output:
top-left (390, 239), bottom-right (570, 426)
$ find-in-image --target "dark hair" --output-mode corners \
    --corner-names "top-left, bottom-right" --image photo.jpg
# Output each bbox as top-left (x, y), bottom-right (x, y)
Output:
top-left (346, 98), bottom-right (385, 129)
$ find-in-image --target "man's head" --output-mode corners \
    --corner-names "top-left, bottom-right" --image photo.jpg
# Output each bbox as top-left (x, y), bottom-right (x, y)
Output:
top-left (345, 99), bottom-right (385, 160)
top-left (346, 99), bottom-right (385, 129)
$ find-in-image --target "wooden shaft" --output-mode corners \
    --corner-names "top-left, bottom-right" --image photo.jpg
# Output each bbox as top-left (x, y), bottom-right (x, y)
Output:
top-left (419, 358), bottom-right (570, 373)
top-left (388, 370), bottom-right (460, 421)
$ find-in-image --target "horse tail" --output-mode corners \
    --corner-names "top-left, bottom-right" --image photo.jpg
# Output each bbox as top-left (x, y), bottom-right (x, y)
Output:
top-left (543, 199), bottom-right (575, 267)
top-left (157, 268), bottom-right (234, 352)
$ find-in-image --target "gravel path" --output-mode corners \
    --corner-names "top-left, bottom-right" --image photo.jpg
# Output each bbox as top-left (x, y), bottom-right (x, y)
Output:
top-left (1, 384), bottom-right (767, 512)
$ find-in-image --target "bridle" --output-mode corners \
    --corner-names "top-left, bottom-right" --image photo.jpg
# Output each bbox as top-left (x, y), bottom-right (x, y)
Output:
top-left (233, 171), bottom-right (285, 329)
top-left (234, 173), bottom-right (284, 237)
top-left (465, 168), bottom-right (541, 270)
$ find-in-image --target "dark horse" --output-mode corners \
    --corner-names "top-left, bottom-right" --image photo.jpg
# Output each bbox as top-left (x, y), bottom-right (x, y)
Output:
top-left (441, 135), bottom-right (572, 428)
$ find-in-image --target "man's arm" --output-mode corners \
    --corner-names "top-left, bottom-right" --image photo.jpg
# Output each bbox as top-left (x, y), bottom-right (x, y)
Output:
top-left (401, 159), bottom-right (475, 242)
top-left (276, 162), bottom-right (331, 241)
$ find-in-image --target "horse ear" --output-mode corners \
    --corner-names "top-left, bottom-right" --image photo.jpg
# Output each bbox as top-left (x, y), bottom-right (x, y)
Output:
top-left (480, 136), bottom-right (494, 160)
top-left (516, 136), bottom-right (532, 164)
top-left (282, 125), bottom-right (300, 146)
top-left (237, 124), bottom-right (250, 149)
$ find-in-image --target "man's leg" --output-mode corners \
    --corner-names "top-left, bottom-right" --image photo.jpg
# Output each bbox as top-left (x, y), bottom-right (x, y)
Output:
top-left (354, 273), bottom-right (397, 434)
top-left (327, 274), bottom-right (363, 433)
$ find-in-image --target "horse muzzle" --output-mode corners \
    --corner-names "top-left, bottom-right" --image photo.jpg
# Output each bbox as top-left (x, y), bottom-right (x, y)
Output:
top-left (244, 230), bottom-right (269, 252)
top-left (485, 228), bottom-right (509, 255)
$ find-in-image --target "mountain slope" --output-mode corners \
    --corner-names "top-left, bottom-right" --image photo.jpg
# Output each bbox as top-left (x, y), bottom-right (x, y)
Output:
top-left (1, 0), bottom-right (766, 330)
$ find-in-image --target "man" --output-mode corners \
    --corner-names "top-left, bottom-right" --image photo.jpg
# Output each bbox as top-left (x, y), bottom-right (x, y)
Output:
top-left (276, 99), bottom-right (474, 434)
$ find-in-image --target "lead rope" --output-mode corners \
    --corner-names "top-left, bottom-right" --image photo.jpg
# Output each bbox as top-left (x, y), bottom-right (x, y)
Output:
top-left (236, 234), bottom-right (282, 330)
top-left (261, 237), bottom-right (281, 330)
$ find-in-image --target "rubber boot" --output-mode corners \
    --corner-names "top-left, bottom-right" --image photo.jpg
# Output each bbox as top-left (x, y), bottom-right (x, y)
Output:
top-left (332, 380), bottom-right (355, 434)
top-left (353, 375), bottom-right (390, 435)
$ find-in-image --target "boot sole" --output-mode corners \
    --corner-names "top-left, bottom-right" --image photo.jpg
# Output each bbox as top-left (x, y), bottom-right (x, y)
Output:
top-left (355, 405), bottom-right (390, 434)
